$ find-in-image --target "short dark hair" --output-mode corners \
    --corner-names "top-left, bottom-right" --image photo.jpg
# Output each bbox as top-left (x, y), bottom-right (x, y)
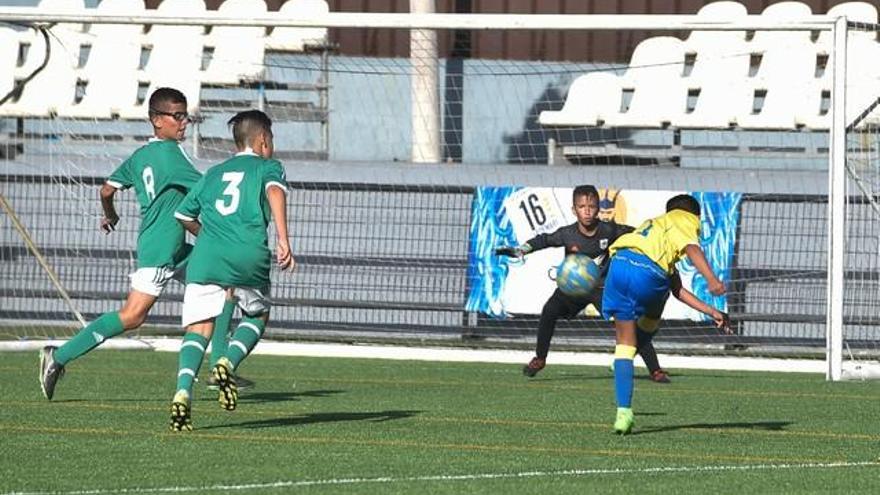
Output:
top-left (148, 87), bottom-right (187, 114)
top-left (572, 184), bottom-right (599, 203)
top-left (666, 194), bottom-right (701, 216)
top-left (227, 110), bottom-right (273, 148)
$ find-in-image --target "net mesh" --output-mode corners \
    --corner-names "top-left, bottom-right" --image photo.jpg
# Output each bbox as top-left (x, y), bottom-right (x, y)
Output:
top-left (1, 10), bottom-right (879, 375)
top-left (842, 127), bottom-right (880, 376)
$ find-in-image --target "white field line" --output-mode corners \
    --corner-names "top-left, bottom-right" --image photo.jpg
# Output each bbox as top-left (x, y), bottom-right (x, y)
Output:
top-left (0, 339), bottom-right (151, 352)
top-left (4, 460), bottom-right (879, 495)
top-left (151, 338), bottom-right (827, 374)
top-left (2, 338), bottom-right (826, 374)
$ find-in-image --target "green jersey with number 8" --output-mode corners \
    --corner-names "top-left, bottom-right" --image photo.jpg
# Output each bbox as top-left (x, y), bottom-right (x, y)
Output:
top-left (175, 152), bottom-right (287, 289)
top-left (106, 139), bottom-right (202, 269)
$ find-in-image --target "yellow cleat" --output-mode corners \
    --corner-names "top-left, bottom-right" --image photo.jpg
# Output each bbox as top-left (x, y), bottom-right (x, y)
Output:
top-left (212, 358), bottom-right (238, 411)
top-left (169, 390), bottom-right (192, 432)
top-left (614, 407), bottom-right (634, 435)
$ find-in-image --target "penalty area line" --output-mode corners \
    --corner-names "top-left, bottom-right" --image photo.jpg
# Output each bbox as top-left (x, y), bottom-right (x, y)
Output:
top-left (5, 460), bottom-right (880, 494)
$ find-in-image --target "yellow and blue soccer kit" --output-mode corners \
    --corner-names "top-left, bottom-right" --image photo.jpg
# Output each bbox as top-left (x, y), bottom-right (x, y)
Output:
top-left (601, 208), bottom-right (700, 410)
top-left (601, 208), bottom-right (700, 322)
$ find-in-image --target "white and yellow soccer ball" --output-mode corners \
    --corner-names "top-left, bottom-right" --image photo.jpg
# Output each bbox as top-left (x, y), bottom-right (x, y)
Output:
top-left (555, 253), bottom-right (600, 298)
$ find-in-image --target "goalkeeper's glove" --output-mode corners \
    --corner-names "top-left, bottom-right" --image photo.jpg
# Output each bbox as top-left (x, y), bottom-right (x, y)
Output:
top-left (714, 311), bottom-right (733, 335)
top-left (494, 245), bottom-right (525, 257)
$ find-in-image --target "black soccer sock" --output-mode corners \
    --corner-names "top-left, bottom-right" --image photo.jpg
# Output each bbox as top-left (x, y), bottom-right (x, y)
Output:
top-left (636, 325), bottom-right (662, 374)
top-left (535, 296), bottom-right (566, 359)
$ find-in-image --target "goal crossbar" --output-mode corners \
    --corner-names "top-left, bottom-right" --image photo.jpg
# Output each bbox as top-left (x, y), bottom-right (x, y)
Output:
top-left (0, 9), bottom-right (838, 31)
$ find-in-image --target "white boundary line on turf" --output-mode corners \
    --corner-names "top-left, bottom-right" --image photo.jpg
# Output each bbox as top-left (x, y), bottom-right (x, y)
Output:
top-left (0, 339), bottom-right (152, 352)
top-left (148, 338), bottom-right (827, 374)
top-left (0, 337), bottom-right (826, 374)
top-left (4, 460), bottom-right (878, 495)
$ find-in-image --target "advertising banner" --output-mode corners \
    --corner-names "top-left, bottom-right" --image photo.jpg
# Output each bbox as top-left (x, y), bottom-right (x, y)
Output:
top-left (466, 187), bottom-right (741, 321)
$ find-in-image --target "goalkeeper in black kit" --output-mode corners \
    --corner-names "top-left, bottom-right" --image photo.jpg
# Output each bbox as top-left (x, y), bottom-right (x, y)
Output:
top-left (495, 185), bottom-right (670, 382)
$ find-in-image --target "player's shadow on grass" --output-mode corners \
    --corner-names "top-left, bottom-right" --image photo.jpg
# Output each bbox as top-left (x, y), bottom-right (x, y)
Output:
top-left (530, 374), bottom-right (611, 382)
top-left (533, 373), bottom-right (663, 382)
top-left (632, 420), bottom-right (792, 436)
top-left (203, 410), bottom-right (422, 430)
top-left (236, 389), bottom-right (345, 405)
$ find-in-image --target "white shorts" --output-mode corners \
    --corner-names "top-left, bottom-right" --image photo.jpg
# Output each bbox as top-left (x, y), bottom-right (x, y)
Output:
top-left (129, 265), bottom-right (184, 297)
top-left (181, 283), bottom-right (271, 327)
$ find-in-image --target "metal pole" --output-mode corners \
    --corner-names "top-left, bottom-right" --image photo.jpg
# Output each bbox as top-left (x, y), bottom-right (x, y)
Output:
top-left (826, 16), bottom-right (847, 381)
top-left (410, 0), bottom-right (441, 163)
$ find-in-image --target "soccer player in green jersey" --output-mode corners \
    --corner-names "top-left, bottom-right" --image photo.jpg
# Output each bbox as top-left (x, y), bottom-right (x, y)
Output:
top-left (169, 109), bottom-right (293, 431)
top-left (38, 88), bottom-right (204, 400)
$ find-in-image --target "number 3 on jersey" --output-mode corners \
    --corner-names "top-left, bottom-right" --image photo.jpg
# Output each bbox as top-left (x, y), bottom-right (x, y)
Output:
top-left (216, 171), bottom-right (244, 216)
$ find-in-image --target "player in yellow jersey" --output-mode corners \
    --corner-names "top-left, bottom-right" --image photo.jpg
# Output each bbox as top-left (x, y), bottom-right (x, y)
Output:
top-left (601, 194), bottom-right (730, 434)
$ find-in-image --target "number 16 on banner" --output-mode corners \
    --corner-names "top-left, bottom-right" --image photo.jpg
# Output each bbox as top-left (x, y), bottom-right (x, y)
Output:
top-left (502, 187), bottom-right (571, 242)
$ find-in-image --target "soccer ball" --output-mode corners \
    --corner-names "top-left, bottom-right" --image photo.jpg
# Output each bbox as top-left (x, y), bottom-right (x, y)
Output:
top-left (555, 253), bottom-right (600, 298)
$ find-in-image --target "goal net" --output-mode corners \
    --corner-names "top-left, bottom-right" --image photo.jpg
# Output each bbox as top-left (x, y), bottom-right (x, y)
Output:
top-left (0, 3), bottom-right (878, 379)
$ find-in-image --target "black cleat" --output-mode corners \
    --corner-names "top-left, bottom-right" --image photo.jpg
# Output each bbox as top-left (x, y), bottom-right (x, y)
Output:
top-left (212, 358), bottom-right (238, 411)
top-left (39, 346), bottom-right (65, 400)
top-left (522, 356), bottom-right (546, 377)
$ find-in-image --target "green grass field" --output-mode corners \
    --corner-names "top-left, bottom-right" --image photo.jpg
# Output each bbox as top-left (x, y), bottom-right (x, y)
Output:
top-left (3, 349), bottom-right (879, 494)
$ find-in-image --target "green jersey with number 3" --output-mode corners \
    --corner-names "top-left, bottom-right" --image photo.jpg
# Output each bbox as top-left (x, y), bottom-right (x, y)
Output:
top-left (106, 139), bottom-right (201, 269)
top-left (175, 152), bottom-right (287, 289)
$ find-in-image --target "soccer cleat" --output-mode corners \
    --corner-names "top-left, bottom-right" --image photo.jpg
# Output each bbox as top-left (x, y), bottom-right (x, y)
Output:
top-left (169, 390), bottom-right (193, 432)
top-left (650, 369), bottom-right (671, 384)
top-left (614, 407), bottom-right (634, 435)
top-left (212, 358), bottom-right (238, 411)
top-left (206, 373), bottom-right (254, 390)
top-left (39, 346), bottom-right (65, 400)
top-left (522, 357), bottom-right (546, 377)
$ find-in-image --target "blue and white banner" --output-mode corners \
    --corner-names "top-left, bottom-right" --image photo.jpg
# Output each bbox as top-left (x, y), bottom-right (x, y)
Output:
top-left (466, 187), bottom-right (741, 321)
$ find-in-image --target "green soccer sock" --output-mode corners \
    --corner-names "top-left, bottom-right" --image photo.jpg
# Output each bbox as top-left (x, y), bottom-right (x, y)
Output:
top-left (176, 332), bottom-right (208, 396)
top-left (54, 312), bottom-right (124, 366)
top-left (209, 299), bottom-right (236, 368)
top-left (225, 316), bottom-right (265, 370)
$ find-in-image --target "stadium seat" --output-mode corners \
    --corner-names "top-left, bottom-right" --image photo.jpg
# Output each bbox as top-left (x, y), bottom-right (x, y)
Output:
top-left (267, 0), bottom-right (330, 51)
top-left (201, 0), bottom-right (267, 85)
top-left (797, 79), bottom-right (831, 130)
top-left (675, 3), bottom-right (751, 129)
top-left (812, 2), bottom-right (880, 128)
top-left (57, 0), bottom-right (146, 119)
top-left (0, 24), bottom-right (18, 103)
top-left (825, 2), bottom-right (878, 29)
top-left (736, 2), bottom-right (816, 129)
top-left (605, 37), bottom-right (687, 128)
top-left (537, 71), bottom-right (623, 127)
top-left (0, 0), bottom-right (84, 117)
top-left (118, 0), bottom-right (205, 119)
top-left (686, 0), bottom-right (750, 82)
